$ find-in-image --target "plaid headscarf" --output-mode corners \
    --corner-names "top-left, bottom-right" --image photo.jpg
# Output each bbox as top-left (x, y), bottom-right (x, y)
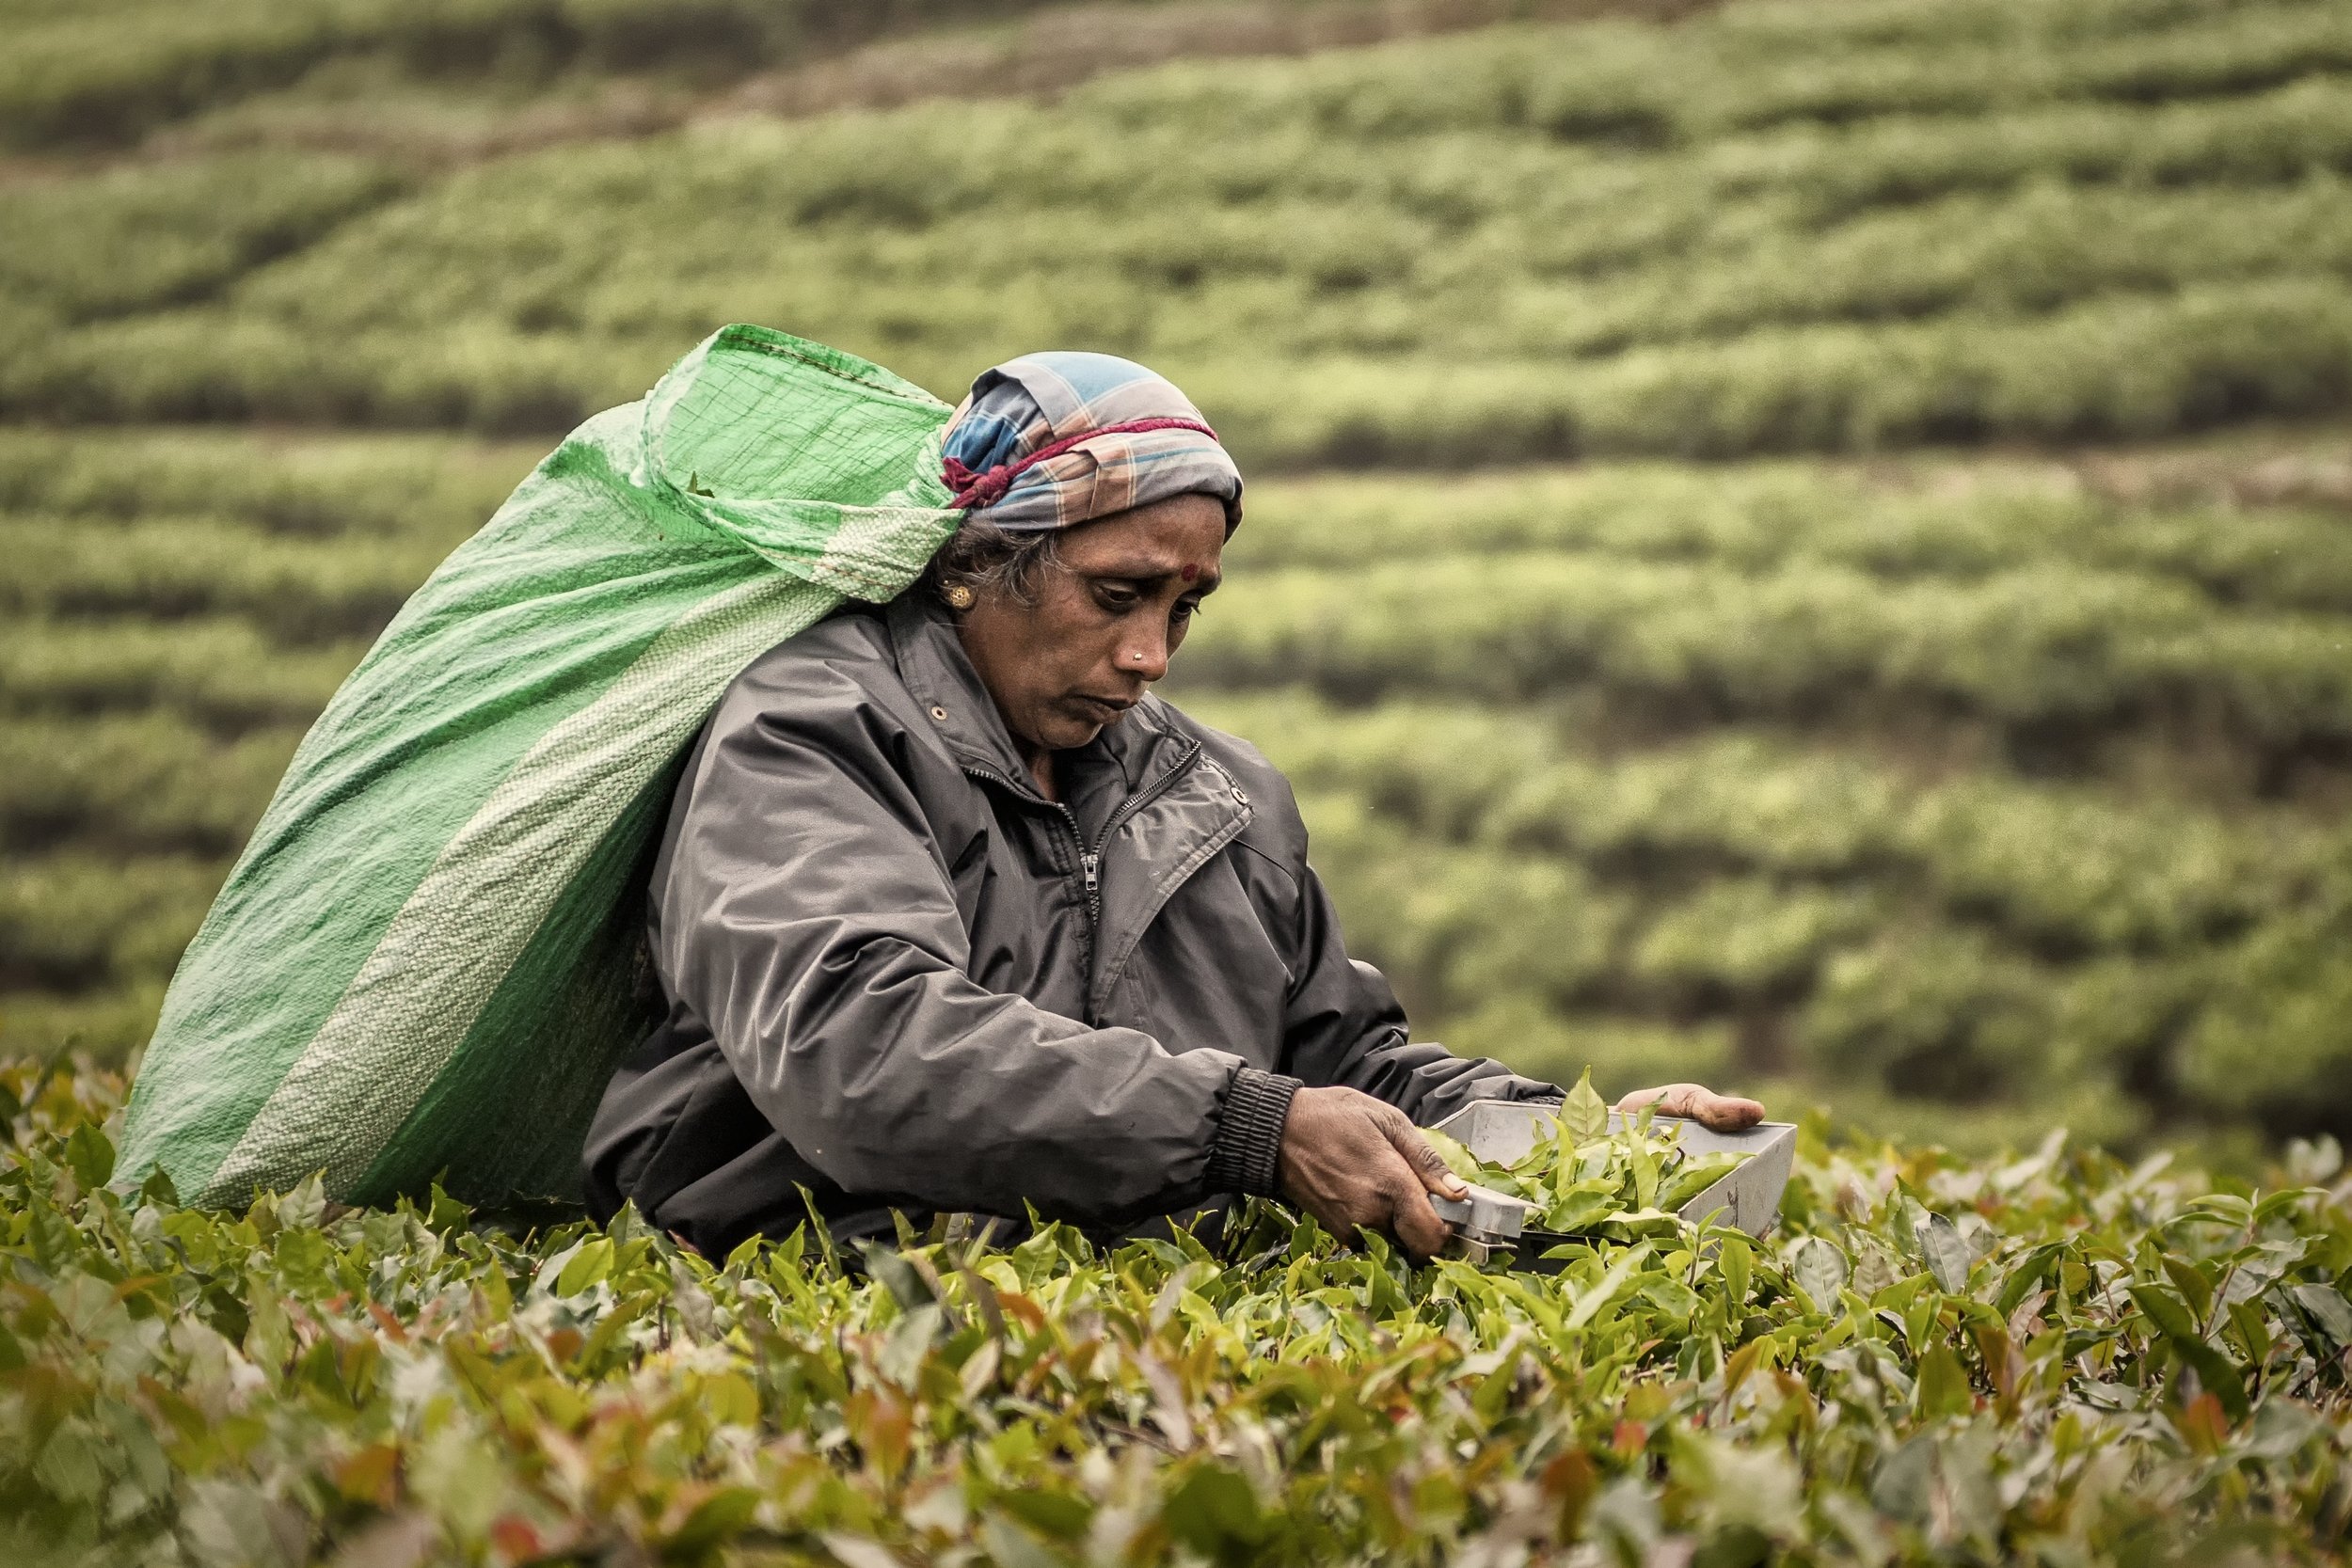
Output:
top-left (939, 353), bottom-right (1243, 532)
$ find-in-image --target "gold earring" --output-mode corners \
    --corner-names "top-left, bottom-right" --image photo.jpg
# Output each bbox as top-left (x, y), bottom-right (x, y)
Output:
top-left (944, 583), bottom-right (975, 610)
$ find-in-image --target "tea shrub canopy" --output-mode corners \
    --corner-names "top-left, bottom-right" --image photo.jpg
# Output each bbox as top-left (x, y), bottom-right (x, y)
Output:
top-left (6, 1059), bottom-right (2349, 1564)
top-left (8, 0), bottom-right (2352, 1153)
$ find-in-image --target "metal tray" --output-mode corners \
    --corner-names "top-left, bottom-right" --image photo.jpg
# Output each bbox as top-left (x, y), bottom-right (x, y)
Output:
top-left (1429, 1100), bottom-right (1797, 1253)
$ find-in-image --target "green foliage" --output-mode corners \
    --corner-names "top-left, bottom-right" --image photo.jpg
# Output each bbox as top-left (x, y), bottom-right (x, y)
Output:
top-left (19, 277), bottom-right (2352, 459)
top-left (0, 0), bottom-right (1073, 150)
top-left (1188, 551), bottom-right (2352, 749)
top-left (0, 716), bottom-right (300, 857)
top-left (1423, 1075), bottom-right (1754, 1233)
top-left (1189, 692), bottom-right (2315, 957)
top-left (2, 1059), bottom-right (2348, 1564)
top-left (0, 515), bottom-right (453, 642)
top-left (5, 0), bottom-right (2352, 1153)
top-left (1182, 687), bottom-right (2352, 1135)
top-left (0, 853), bottom-right (226, 992)
top-left (0, 426), bottom-right (533, 536)
top-left (0, 153), bottom-right (407, 324)
top-left (0, 619), bottom-right (367, 729)
top-left (7, 0), bottom-right (2352, 455)
top-left (2176, 848), bottom-right (2352, 1139)
top-left (1227, 458), bottom-right (2352, 616)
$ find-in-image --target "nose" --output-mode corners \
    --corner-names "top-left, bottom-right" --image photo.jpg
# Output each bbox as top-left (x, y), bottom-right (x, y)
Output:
top-left (1120, 626), bottom-right (1170, 684)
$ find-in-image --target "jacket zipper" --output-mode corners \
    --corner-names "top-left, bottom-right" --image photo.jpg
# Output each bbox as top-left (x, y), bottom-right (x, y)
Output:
top-left (1077, 739), bottom-right (1203, 922)
top-left (961, 738), bottom-right (1203, 926)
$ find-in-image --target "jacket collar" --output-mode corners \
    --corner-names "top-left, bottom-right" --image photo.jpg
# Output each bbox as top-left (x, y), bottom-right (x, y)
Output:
top-left (884, 593), bottom-right (1191, 806)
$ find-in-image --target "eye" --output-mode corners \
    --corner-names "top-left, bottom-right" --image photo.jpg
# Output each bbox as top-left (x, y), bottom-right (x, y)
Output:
top-left (1092, 582), bottom-right (1142, 613)
top-left (1172, 598), bottom-right (1200, 624)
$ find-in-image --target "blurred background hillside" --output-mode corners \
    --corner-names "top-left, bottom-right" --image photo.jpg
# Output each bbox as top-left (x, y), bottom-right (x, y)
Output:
top-left (4, 0), bottom-right (2350, 1160)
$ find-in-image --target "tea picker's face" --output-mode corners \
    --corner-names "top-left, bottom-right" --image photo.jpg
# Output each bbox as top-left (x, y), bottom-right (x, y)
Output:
top-left (957, 492), bottom-right (1226, 756)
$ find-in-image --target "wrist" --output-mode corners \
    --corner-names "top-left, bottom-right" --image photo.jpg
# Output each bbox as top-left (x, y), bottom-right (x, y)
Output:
top-left (1204, 1067), bottom-right (1301, 1197)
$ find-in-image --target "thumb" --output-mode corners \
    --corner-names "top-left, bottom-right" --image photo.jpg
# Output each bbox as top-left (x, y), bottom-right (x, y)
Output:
top-left (1379, 1113), bottom-right (1468, 1199)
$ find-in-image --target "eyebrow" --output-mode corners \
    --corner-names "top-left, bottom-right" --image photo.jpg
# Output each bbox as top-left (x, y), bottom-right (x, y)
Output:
top-left (1086, 563), bottom-right (1222, 594)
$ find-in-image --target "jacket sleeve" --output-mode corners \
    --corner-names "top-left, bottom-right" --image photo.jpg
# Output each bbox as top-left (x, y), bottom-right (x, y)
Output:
top-left (1278, 858), bottom-right (1564, 1126)
top-left (653, 680), bottom-right (1278, 1225)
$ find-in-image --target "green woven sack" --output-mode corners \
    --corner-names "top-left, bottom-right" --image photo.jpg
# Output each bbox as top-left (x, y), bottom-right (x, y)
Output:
top-left (119, 325), bottom-right (962, 1210)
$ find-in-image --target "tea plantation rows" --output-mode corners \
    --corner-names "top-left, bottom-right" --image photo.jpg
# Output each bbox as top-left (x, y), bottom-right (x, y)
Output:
top-left (0, 0), bottom-right (1103, 151)
top-left (7, 424), bottom-right (2351, 1154)
top-left (4, 0), bottom-right (2352, 1144)
top-left (6, 0), bottom-right (2352, 460)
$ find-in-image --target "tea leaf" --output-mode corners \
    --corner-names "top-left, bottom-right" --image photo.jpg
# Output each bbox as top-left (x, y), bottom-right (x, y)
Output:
top-left (61, 1122), bottom-right (113, 1192)
top-left (1561, 1069), bottom-right (1610, 1144)
top-left (1717, 1235), bottom-right (1752, 1308)
top-left (1915, 1212), bottom-right (1972, 1296)
top-left (2289, 1283), bottom-right (2352, 1347)
top-left (1791, 1237), bottom-right (1850, 1311)
top-left (2131, 1286), bottom-right (2249, 1422)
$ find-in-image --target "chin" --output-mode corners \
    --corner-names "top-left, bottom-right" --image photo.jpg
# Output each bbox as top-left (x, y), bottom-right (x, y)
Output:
top-left (1041, 708), bottom-right (1118, 750)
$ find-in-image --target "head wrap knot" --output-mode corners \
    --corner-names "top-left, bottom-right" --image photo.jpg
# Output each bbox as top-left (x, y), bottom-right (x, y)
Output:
top-left (939, 353), bottom-right (1242, 532)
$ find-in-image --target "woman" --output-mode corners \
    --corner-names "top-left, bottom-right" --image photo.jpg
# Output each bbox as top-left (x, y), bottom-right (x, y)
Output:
top-left (583, 353), bottom-right (1761, 1261)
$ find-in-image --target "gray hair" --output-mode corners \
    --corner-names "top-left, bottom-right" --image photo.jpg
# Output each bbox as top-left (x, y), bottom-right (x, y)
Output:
top-left (923, 518), bottom-right (1062, 610)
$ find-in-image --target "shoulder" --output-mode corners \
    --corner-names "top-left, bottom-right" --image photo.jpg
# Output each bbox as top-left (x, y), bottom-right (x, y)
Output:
top-left (715, 605), bottom-right (902, 722)
top-left (703, 604), bottom-right (928, 775)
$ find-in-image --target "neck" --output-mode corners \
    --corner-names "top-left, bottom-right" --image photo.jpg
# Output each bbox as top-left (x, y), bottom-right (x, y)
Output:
top-left (1018, 737), bottom-right (1058, 801)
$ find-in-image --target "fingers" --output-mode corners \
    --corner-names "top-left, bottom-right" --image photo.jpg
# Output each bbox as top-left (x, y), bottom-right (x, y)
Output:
top-left (1372, 1112), bottom-right (1464, 1261)
top-left (1376, 1109), bottom-right (1468, 1199)
top-left (1272, 1086), bottom-right (1486, 1261)
top-left (1386, 1165), bottom-right (1455, 1260)
top-left (1617, 1083), bottom-right (1768, 1132)
top-left (1277, 1086), bottom-right (1433, 1252)
top-left (1302, 1196), bottom-right (1362, 1247)
top-left (1616, 1084), bottom-right (1686, 1118)
top-left (1692, 1091), bottom-right (1766, 1132)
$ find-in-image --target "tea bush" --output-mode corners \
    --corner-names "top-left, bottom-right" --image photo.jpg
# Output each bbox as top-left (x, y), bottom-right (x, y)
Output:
top-left (3, 1058), bottom-right (2348, 1565)
top-left (0, 153), bottom-right (408, 324)
top-left (0, 619), bottom-right (368, 729)
top-left (1225, 461), bottom-right (2352, 615)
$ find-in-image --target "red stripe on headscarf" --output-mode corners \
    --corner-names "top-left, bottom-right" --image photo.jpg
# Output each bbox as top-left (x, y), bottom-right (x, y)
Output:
top-left (941, 417), bottom-right (1220, 513)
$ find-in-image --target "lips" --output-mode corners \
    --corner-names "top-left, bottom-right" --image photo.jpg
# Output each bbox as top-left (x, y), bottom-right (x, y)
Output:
top-left (1073, 695), bottom-right (1136, 723)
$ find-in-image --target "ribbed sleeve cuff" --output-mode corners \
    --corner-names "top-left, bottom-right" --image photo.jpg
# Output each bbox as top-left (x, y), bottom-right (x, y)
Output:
top-left (1204, 1067), bottom-right (1301, 1197)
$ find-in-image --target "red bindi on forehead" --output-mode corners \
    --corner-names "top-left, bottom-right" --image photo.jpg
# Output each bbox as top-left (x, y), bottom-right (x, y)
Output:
top-left (1180, 563), bottom-right (1200, 582)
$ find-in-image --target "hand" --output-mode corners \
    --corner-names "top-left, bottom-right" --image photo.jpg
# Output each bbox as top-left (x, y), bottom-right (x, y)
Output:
top-left (1615, 1082), bottom-right (1766, 1133)
top-left (1276, 1085), bottom-right (1467, 1260)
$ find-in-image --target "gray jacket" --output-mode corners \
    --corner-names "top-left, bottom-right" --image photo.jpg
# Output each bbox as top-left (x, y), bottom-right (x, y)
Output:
top-left (582, 594), bottom-right (1559, 1257)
